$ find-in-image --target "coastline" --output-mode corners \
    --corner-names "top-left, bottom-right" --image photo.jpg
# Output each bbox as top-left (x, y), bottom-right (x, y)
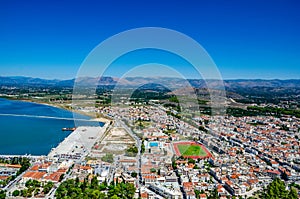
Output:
top-left (0, 97), bottom-right (112, 156)
top-left (1, 97), bottom-right (112, 124)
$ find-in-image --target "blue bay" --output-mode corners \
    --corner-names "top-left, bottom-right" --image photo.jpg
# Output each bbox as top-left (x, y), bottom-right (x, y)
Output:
top-left (0, 98), bottom-right (103, 155)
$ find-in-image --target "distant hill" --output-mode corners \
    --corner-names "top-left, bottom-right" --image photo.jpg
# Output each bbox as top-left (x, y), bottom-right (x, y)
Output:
top-left (0, 76), bottom-right (60, 86)
top-left (0, 76), bottom-right (300, 89)
top-left (223, 79), bottom-right (300, 88)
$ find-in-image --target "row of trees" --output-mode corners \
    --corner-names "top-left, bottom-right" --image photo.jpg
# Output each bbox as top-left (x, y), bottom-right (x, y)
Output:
top-left (260, 178), bottom-right (298, 199)
top-left (55, 176), bottom-right (135, 199)
top-left (0, 157), bottom-right (31, 188)
top-left (12, 180), bottom-right (54, 198)
top-left (248, 106), bottom-right (300, 118)
top-left (141, 140), bottom-right (145, 154)
top-left (0, 157), bottom-right (30, 174)
top-left (227, 106), bottom-right (300, 118)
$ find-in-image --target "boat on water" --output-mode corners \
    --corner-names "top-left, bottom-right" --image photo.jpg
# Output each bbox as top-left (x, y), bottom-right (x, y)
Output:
top-left (62, 127), bottom-right (76, 131)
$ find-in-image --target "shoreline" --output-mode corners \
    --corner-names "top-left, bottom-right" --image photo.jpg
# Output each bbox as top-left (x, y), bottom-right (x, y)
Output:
top-left (0, 97), bottom-right (112, 124)
top-left (0, 97), bottom-right (112, 157)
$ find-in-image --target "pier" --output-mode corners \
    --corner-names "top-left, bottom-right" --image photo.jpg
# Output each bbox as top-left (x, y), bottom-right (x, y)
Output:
top-left (0, 113), bottom-right (92, 122)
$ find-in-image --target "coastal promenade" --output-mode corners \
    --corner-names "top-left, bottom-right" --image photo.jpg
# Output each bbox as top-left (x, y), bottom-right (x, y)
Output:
top-left (0, 154), bottom-right (44, 159)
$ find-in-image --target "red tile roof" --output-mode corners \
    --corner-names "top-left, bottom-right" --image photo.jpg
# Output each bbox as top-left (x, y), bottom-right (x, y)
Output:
top-left (23, 171), bottom-right (46, 179)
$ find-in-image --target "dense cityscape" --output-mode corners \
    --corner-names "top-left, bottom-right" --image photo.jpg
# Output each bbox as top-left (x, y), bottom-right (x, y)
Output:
top-left (1, 1), bottom-right (299, 199)
top-left (0, 79), bottom-right (299, 199)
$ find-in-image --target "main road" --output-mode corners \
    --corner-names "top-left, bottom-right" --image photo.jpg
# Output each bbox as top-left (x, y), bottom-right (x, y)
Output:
top-left (115, 118), bottom-right (142, 186)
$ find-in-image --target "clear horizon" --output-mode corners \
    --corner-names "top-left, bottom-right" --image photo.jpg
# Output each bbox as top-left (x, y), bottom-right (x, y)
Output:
top-left (0, 0), bottom-right (299, 79)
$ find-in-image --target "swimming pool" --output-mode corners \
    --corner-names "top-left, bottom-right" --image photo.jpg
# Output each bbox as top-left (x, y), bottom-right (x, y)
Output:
top-left (149, 142), bottom-right (159, 147)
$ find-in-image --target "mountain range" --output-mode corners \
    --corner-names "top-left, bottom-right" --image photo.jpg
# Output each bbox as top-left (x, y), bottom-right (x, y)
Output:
top-left (1, 76), bottom-right (300, 89)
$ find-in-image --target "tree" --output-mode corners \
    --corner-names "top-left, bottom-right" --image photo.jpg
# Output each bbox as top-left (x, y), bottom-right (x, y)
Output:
top-left (281, 171), bottom-right (289, 181)
top-left (55, 178), bottom-right (135, 199)
top-left (0, 190), bottom-right (5, 199)
top-left (101, 153), bottom-right (114, 163)
top-left (157, 169), bottom-right (161, 175)
top-left (123, 183), bottom-right (135, 198)
top-left (90, 176), bottom-right (98, 189)
top-left (81, 177), bottom-right (88, 191)
top-left (188, 158), bottom-right (196, 164)
top-left (141, 140), bottom-right (145, 154)
top-left (75, 177), bottom-right (80, 185)
top-left (194, 189), bottom-right (200, 197)
top-left (199, 126), bottom-right (208, 133)
top-left (12, 190), bottom-right (20, 197)
top-left (91, 190), bottom-right (101, 199)
top-left (172, 157), bottom-right (177, 169)
top-left (262, 178), bottom-right (297, 199)
top-left (43, 181), bottom-right (54, 194)
top-left (18, 158), bottom-right (31, 174)
top-left (131, 172), bottom-right (137, 178)
top-left (111, 195), bottom-right (119, 199)
top-left (99, 182), bottom-right (107, 191)
top-left (126, 146), bottom-right (138, 157)
top-left (59, 174), bottom-right (64, 182)
top-left (21, 189), bottom-right (28, 197)
top-left (34, 188), bottom-right (40, 196)
top-left (288, 187), bottom-right (298, 199)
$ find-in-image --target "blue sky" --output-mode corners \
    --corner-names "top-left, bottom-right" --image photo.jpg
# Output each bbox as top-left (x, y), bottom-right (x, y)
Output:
top-left (0, 0), bottom-right (299, 79)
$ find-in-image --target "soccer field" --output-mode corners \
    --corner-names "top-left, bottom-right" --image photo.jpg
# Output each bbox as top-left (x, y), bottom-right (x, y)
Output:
top-left (177, 144), bottom-right (208, 156)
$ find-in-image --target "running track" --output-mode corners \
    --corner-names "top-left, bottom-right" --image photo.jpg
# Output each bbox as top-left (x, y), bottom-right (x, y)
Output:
top-left (172, 141), bottom-right (212, 159)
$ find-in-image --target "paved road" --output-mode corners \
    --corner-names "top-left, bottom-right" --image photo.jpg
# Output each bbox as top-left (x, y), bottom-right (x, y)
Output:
top-left (47, 166), bottom-right (74, 199)
top-left (115, 119), bottom-right (142, 186)
top-left (3, 170), bottom-right (26, 192)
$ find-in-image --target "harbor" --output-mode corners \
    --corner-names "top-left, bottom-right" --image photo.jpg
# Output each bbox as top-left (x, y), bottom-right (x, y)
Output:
top-left (0, 98), bottom-right (105, 155)
top-left (48, 124), bottom-right (109, 161)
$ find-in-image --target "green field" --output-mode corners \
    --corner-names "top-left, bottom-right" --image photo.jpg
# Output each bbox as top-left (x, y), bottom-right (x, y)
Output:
top-left (177, 144), bottom-right (208, 156)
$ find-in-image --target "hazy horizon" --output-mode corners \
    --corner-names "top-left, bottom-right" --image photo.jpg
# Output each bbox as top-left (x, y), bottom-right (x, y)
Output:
top-left (1, 75), bottom-right (300, 81)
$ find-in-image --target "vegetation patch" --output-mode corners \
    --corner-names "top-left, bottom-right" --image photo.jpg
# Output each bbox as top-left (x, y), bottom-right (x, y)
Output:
top-left (101, 153), bottom-right (114, 163)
